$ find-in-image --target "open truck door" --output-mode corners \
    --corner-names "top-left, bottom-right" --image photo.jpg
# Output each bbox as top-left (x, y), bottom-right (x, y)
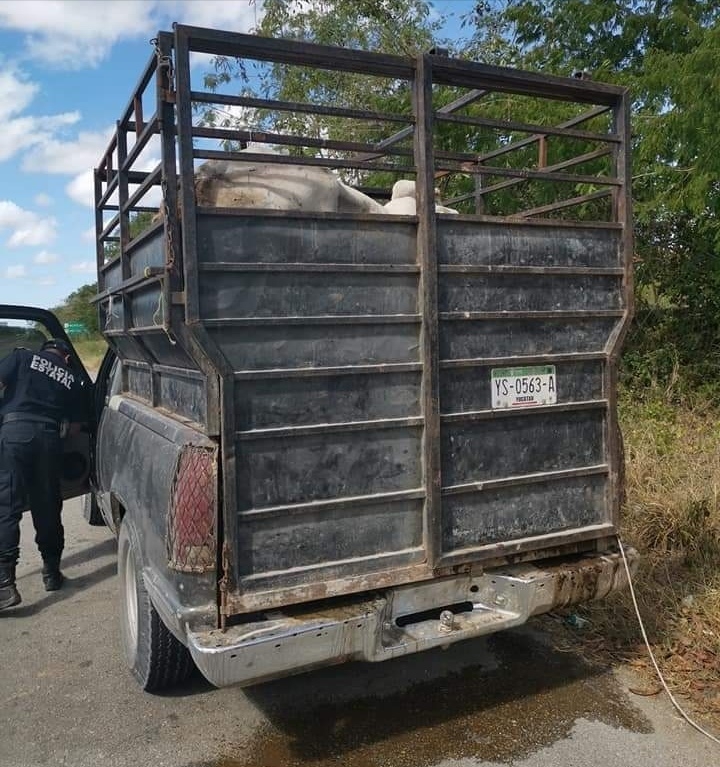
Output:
top-left (0, 305), bottom-right (95, 503)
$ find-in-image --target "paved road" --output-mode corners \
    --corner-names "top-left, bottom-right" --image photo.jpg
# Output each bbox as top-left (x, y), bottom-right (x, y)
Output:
top-left (1, 499), bottom-right (718, 767)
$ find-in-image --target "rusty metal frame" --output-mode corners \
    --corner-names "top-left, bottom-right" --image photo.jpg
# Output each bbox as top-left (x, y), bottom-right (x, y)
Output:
top-left (93, 24), bottom-right (632, 615)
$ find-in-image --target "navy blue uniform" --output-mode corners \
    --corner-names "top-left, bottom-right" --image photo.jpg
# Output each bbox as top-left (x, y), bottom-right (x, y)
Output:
top-left (0, 347), bottom-right (85, 567)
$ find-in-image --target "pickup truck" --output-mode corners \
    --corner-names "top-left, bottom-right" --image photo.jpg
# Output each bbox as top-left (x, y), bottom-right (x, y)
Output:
top-left (5, 25), bottom-right (637, 693)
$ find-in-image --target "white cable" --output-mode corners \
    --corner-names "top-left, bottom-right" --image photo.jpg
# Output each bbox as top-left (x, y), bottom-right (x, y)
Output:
top-left (617, 535), bottom-right (720, 746)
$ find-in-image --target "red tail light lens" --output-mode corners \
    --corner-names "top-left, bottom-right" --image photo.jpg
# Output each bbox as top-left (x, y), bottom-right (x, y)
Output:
top-left (167, 446), bottom-right (217, 572)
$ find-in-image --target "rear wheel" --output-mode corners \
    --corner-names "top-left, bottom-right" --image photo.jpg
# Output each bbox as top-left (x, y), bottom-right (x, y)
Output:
top-left (118, 516), bottom-right (195, 692)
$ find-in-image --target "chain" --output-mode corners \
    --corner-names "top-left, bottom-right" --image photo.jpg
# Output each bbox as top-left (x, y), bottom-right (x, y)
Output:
top-left (160, 176), bottom-right (176, 272)
top-left (150, 37), bottom-right (174, 87)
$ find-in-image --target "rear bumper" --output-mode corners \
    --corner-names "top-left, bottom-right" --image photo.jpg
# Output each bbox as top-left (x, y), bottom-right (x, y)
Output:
top-left (187, 548), bottom-right (637, 688)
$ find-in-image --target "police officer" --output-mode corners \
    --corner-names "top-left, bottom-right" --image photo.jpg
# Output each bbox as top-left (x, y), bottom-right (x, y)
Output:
top-left (0, 338), bottom-right (85, 610)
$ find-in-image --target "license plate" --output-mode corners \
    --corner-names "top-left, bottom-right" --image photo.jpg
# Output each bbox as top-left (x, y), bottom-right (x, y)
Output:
top-left (491, 366), bottom-right (557, 409)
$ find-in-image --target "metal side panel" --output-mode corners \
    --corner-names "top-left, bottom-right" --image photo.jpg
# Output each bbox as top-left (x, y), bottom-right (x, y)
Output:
top-left (197, 215), bottom-right (628, 612)
top-left (196, 214), bottom-right (432, 610)
top-left (435, 220), bottom-right (624, 566)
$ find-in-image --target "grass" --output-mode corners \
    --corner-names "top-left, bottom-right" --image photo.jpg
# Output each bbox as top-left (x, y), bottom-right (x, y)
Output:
top-left (73, 336), bottom-right (108, 373)
top-left (544, 387), bottom-right (720, 725)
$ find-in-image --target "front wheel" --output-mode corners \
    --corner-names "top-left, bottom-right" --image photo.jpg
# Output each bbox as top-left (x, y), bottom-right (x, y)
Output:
top-left (118, 516), bottom-right (195, 692)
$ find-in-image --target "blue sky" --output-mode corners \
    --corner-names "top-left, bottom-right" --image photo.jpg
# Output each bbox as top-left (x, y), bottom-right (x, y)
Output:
top-left (0, 0), bottom-right (476, 310)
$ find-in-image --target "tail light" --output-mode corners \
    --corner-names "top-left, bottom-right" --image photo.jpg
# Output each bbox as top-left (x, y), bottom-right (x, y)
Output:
top-left (167, 446), bottom-right (217, 573)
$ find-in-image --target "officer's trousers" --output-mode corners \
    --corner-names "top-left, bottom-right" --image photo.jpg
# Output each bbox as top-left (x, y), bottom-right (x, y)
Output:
top-left (0, 420), bottom-right (64, 565)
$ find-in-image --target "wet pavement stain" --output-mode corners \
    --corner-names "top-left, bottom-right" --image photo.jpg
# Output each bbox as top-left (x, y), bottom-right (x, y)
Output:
top-left (207, 630), bottom-right (652, 767)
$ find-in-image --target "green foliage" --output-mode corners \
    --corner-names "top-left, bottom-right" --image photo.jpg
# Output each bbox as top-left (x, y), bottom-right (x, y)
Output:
top-left (51, 283), bottom-right (99, 336)
top-left (259, 0), bottom-right (438, 53)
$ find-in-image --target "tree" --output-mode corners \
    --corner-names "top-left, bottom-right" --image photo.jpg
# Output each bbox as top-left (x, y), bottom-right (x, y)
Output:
top-left (51, 283), bottom-right (99, 336)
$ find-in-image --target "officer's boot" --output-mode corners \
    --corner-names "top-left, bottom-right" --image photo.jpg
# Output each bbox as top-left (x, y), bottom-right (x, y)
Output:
top-left (0, 561), bottom-right (21, 610)
top-left (41, 557), bottom-right (64, 592)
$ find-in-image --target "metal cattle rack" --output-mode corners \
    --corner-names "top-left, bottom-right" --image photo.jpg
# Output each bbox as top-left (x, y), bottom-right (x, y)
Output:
top-left (94, 25), bottom-right (633, 615)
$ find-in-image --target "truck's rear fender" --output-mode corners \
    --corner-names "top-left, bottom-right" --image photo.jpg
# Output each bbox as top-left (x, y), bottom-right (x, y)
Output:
top-left (97, 395), bottom-right (219, 635)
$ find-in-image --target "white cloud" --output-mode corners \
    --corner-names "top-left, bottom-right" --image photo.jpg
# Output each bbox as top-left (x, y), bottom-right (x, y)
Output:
top-left (0, 2), bottom-right (155, 69)
top-left (67, 151), bottom-right (163, 209)
top-left (38, 277), bottom-right (56, 286)
top-left (81, 226), bottom-right (96, 243)
top-left (0, 201), bottom-right (57, 247)
top-left (0, 66), bottom-right (82, 164)
top-left (66, 170), bottom-right (96, 208)
top-left (5, 264), bottom-right (27, 279)
top-left (0, 68), bottom-right (38, 120)
top-left (70, 260), bottom-right (97, 274)
top-left (23, 127), bottom-right (113, 175)
top-left (0, 1), bottom-right (260, 69)
top-left (34, 250), bottom-right (59, 264)
top-left (34, 192), bottom-right (53, 207)
top-left (7, 219), bottom-right (57, 247)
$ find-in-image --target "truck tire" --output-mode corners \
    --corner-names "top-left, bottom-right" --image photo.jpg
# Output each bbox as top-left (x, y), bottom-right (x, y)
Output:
top-left (118, 516), bottom-right (195, 692)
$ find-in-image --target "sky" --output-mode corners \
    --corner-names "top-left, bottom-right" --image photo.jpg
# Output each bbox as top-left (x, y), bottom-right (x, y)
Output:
top-left (0, 0), bottom-right (476, 310)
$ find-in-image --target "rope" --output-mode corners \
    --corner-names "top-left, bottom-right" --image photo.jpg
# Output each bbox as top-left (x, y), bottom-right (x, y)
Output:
top-left (617, 535), bottom-right (720, 746)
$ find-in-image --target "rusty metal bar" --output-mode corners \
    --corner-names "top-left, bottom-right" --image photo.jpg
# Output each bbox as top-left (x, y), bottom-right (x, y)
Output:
top-left (94, 169), bottom-right (105, 291)
top-left (434, 524), bottom-right (616, 569)
top-left (476, 105), bottom-right (611, 164)
top-left (173, 26), bottom-right (199, 322)
top-left (199, 262), bottom-right (420, 273)
top-left (233, 362), bottom-right (423, 380)
top-left (204, 315), bottom-right (421, 327)
top-left (430, 56), bottom-right (625, 104)
top-left (99, 214), bottom-right (119, 243)
top-left (440, 309), bottom-right (623, 320)
top-left (177, 23), bottom-right (414, 78)
top-left (441, 400), bottom-right (608, 424)
top-left (98, 168), bottom-right (158, 210)
top-left (438, 264), bottom-right (623, 275)
top-left (414, 53), bottom-right (442, 570)
top-left (116, 122), bottom-right (130, 336)
top-left (458, 163), bottom-right (619, 186)
top-left (194, 148), bottom-right (415, 174)
top-left (436, 111), bottom-right (620, 143)
top-left (440, 351), bottom-right (608, 368)
top-left (192, 125), bottom-right (416, 158)
top-left (237, 416), bottom-right (424, 441)
top-left (442, 465), bottom-right (609, 495)
top-left (133, 95), bottom-right (144, 136)
top-left (237, 488), bottom-right (426, 520)
top-left (190, 90), bottom-right (411, 124)
top-left (605, 91), bottom-right (634, 530)
top-left (460, 146), bottom-right (612, 202)
top-left (515, 188), bottom-right (612, 218)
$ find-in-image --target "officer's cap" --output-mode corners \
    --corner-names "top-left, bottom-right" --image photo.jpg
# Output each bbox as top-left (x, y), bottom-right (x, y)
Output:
top-left (42, 338), bottom-right (73, 357)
